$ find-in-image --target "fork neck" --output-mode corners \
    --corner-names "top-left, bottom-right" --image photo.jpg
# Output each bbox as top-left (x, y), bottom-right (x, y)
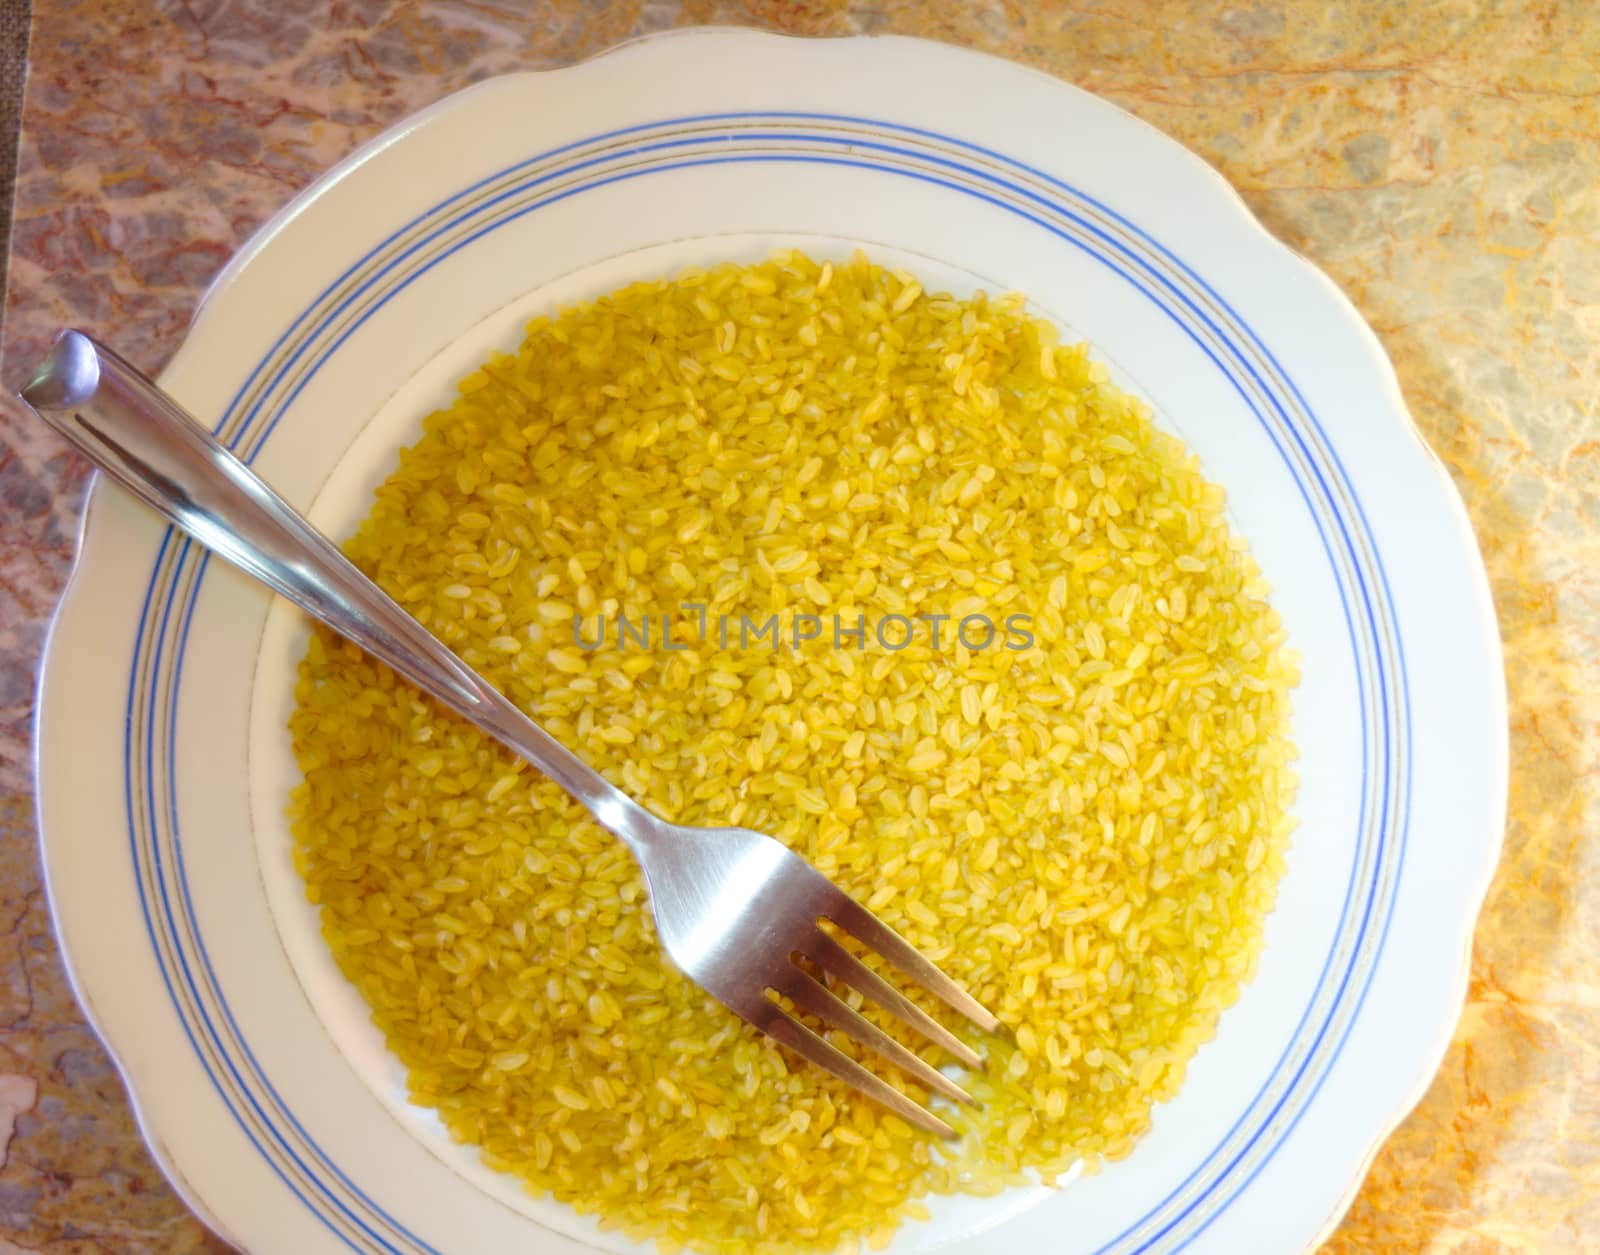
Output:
top-left (463, 692), bottom-right (662, 853)
top-left (557, 768), bottom-right (662, 853)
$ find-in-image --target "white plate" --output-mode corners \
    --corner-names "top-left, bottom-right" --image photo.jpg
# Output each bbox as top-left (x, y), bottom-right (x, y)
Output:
top-left (35, 29), bottom-right (1506, 1255)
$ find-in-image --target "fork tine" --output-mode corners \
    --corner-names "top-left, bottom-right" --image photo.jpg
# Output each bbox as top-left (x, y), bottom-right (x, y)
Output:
top-left (779, 968), bottom-right (977, 1107)
top-left (806, 930), bottom-right (983, 1070)
top-left (823, 898), bottom-right (1001, 1032)
top-left (755, 1004), bottom-right (957, 1139)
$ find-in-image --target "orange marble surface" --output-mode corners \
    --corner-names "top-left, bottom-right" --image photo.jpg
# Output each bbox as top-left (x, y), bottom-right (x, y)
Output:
top-left (0, 2), bottom-right (1594, 1252)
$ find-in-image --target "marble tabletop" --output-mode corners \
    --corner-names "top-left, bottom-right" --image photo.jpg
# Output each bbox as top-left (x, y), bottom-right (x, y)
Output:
top-left (1, 2), bottom-right (1595, 1252)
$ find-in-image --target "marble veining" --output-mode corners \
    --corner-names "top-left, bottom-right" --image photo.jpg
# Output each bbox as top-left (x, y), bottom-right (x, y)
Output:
top-left (1, 2), bottom-right (1596, 1252)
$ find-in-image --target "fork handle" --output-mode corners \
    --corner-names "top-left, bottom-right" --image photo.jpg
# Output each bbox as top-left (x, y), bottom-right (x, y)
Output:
top-left (19, 330), bottom-right (652, 844)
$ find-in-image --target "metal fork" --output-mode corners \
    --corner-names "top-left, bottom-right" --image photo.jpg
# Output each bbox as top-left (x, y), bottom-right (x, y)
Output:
top-left (19, 330), bottom-right (999, 1138)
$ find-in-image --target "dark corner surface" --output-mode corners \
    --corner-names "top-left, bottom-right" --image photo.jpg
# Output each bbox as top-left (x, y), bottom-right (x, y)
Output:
top-left (0, 0), bottom-right (31, 345)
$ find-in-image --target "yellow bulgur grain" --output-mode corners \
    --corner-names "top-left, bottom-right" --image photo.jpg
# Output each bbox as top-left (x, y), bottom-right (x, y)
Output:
top-left (289, 250), bottom-right (1296, 1253)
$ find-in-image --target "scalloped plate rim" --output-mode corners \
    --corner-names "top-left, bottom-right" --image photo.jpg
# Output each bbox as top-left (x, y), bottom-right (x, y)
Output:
top-left (33, 27), bottom-right (1507, 1255)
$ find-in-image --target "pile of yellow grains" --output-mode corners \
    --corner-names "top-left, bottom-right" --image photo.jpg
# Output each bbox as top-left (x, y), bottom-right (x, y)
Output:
top-left (289, 251), bottom-right (1297, 1252)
